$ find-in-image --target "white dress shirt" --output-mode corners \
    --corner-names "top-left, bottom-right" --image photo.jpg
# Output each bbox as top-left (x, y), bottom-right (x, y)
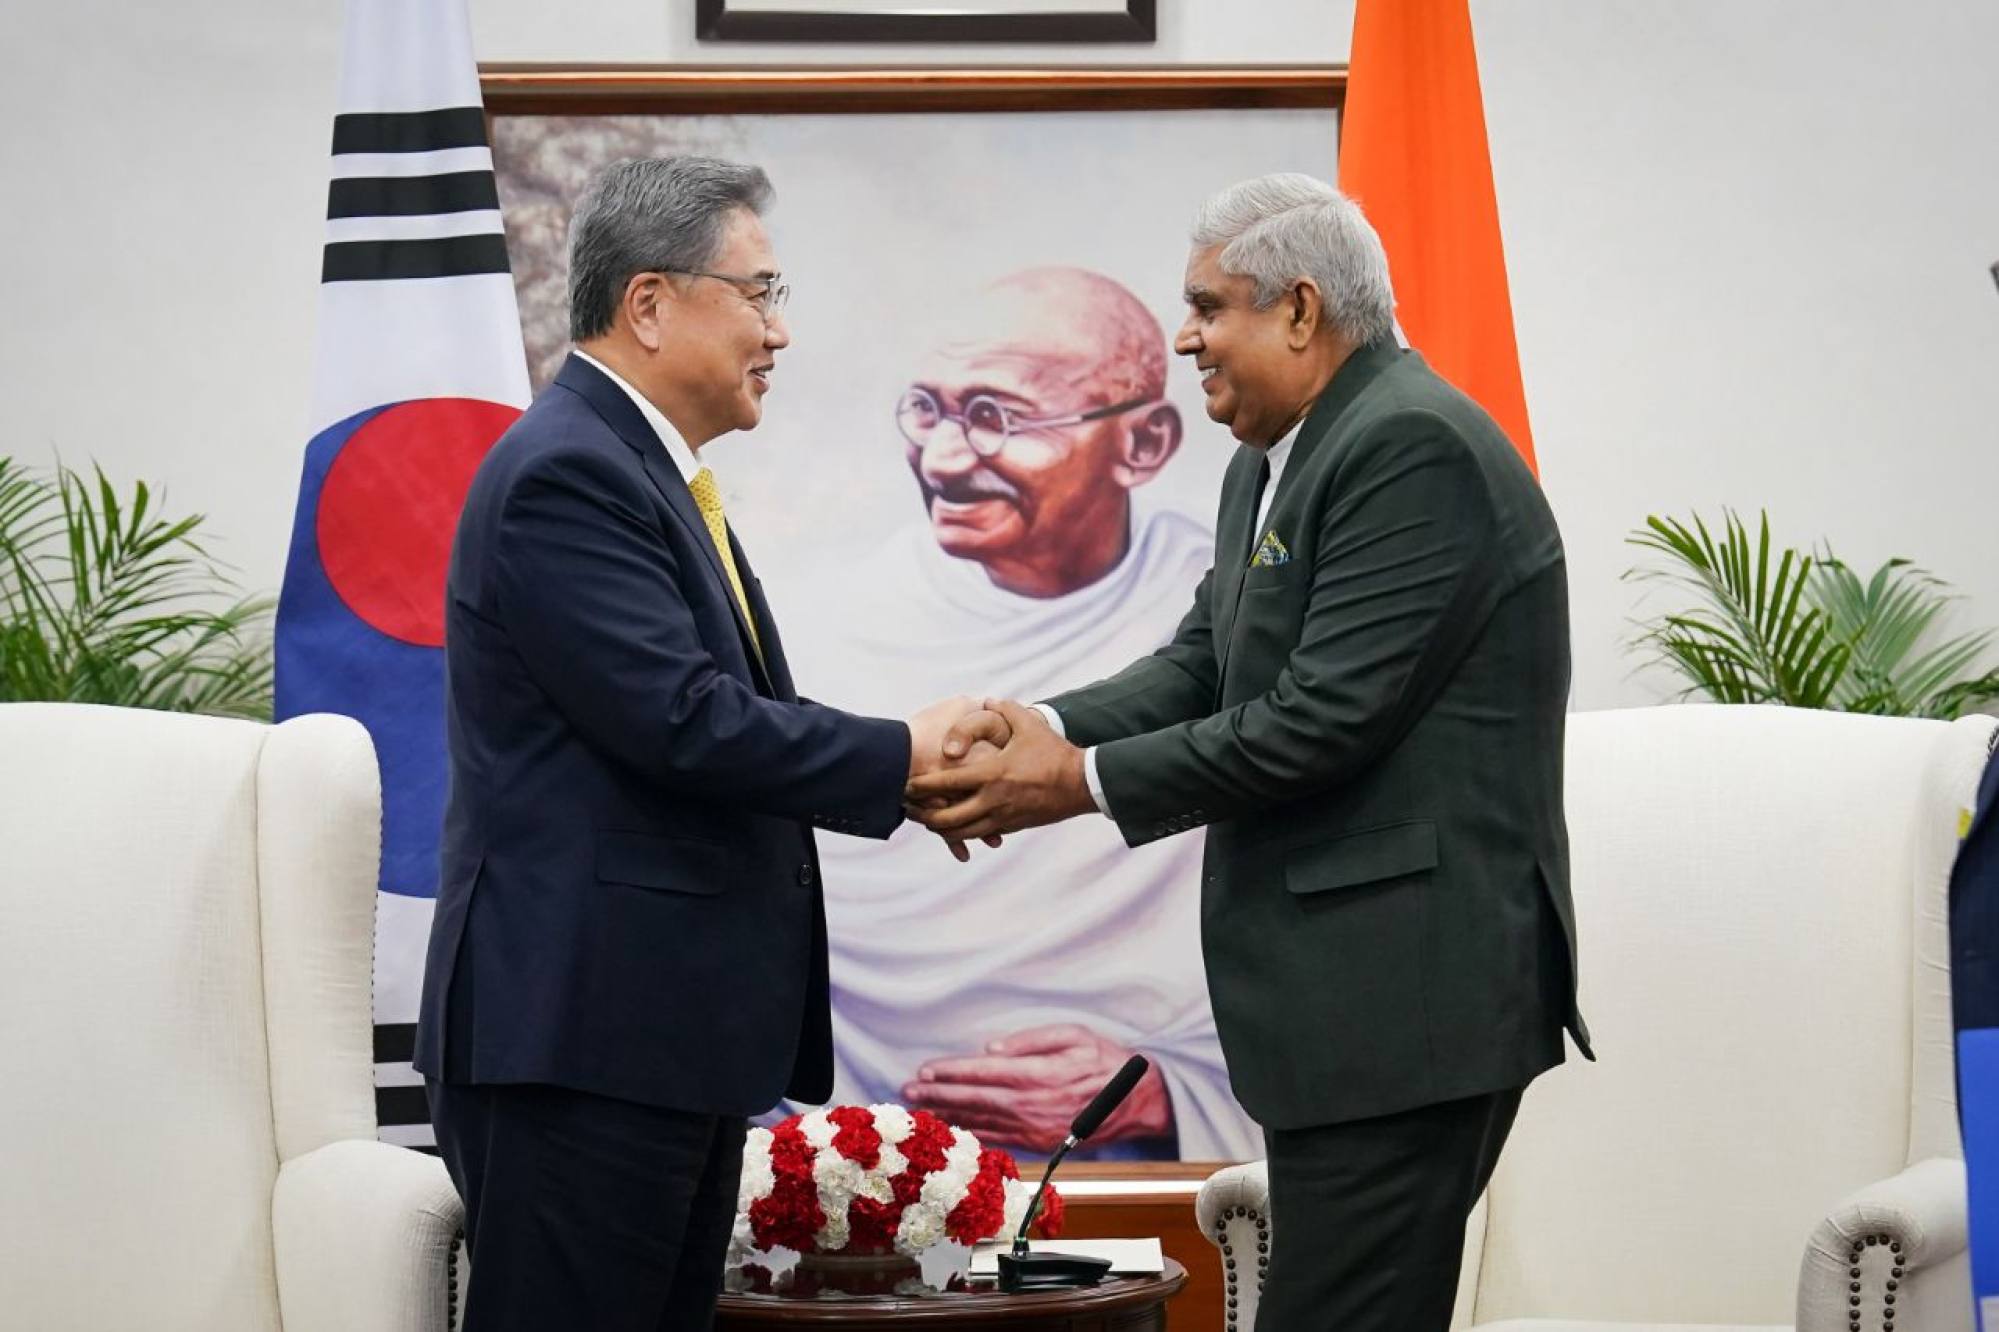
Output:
top-left (572, 349), bottom-right (702, 485)
top-left (1046, 424), bottom-right (1299, 816)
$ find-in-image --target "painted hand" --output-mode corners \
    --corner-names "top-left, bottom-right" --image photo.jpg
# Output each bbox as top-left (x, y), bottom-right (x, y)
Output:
top-left (901, 1024), bottom-right (1174, 1155)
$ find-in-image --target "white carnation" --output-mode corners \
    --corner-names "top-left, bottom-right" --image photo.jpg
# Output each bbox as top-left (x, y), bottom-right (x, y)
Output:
top-left (871, 1104), bottom-right (916, 1144)
top-left (815, 1207), bottom-right (851, 1252)
top-left (895, 1199), bottom-right (947, 1254)
top-left (923, 1128), bottom-right (983, 1208)
top-left (799, 1111), bottom-right (838, 1151)
top-left (728, 1210), bottom-right (757, 1262)
top-left (944, 1125), bottom-right (984, 1170)
top-left (814, 1150), bottom-right (866, 1200)
top-left (874, 1142), bottom-right (908, 1181)
top-left (736, 1130), bottom-right (777, 1212)
top-left (855, 1167), bottom-right (896, 1204)
top-left (1000, 1178), bottom-right (1036, 1237)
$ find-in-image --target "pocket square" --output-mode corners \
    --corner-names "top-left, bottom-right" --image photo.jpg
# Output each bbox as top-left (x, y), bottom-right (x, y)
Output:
top-left (1250, 529), bottom-right (1292, 568)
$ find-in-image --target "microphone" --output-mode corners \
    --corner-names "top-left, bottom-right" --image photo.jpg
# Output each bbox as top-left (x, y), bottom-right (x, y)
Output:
top-left (997, 1054), bottom-right (1150, 1293)
top-left (1070, 1052), bottom-right (1151, 1141)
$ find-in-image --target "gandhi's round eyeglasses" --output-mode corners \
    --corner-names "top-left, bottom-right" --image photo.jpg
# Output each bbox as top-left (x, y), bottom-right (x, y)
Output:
top-left (894, 386), bottom-right (1155, 459)
top-left (656, 268), bottom-right (790, 322)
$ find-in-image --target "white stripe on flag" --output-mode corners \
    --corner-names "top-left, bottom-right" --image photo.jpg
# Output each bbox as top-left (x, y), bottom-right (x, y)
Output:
top-left (309, 275), bottom-right (530, 436)
top-left (380, 1122), bottom-right (439, 1150)
top-left (337, 0), bottom-right (483, 114)
top-left (373, 891), bottom-right (440, 1026)
top-left (325, 210), bottom-right (506, 244)
top-left (330, 147), bottom-right (496, 180)
top-left (375, 1059), bottom-right (425, 1089)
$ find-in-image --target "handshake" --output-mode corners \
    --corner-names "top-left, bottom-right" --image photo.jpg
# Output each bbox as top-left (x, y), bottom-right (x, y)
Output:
top-left (901, 697), bottom-right (1099, 861)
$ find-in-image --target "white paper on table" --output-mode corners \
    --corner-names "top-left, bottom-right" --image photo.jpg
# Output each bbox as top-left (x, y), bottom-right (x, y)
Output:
top-left (968, 1238), bottom-right (1165, 1275)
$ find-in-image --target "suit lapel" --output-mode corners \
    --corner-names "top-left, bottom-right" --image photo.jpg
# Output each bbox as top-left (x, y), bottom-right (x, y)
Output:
top-left (1211, 449), bottom-right (1263, 684)
top-left (555, 355), bottom-right (774, 694)
top-left (733, 537), bottom-right (796, 703)
top-left (1211, 338), bottom-right (1407, 692)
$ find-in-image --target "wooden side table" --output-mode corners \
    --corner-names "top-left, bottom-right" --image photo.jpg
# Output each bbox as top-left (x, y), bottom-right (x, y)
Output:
top-left (716, 1257), bottom-right (1187, 1330)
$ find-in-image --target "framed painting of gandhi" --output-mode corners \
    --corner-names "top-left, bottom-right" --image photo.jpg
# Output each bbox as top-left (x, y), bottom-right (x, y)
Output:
top-left (479, 67), bottom-right (1341, 1171)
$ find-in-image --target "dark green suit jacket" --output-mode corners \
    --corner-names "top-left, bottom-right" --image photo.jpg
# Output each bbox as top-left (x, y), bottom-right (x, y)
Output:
top-left (1046, 339), bottom-right (1591, 1130)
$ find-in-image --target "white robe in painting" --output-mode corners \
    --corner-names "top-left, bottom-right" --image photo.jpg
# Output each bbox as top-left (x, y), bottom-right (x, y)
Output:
top-left (771, 507), bottom-right (1263, 1161)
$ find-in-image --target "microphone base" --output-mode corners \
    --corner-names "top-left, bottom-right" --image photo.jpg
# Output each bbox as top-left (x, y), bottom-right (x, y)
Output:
top-left (996, 1250), bottom-right (1114, 1293)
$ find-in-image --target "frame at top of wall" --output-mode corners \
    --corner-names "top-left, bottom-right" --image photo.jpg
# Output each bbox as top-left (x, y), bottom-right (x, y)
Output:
top-left (480, 64), bottom-right (1345, 117)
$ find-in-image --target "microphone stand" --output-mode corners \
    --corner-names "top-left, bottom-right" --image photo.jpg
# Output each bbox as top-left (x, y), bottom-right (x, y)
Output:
top-left (996, 1131), bottom-right (1113, 1292)
top-left (1011, 1136), bottom-right (1071, 1258)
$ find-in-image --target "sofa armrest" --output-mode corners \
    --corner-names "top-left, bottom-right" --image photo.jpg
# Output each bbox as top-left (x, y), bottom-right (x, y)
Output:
top-left (1797, 1156), bottom-right (1971, 1332)
top-left (274, 1138), bottom-right (464, 1332)
top-left (1198, 1161), bottom-right (1270, 1332)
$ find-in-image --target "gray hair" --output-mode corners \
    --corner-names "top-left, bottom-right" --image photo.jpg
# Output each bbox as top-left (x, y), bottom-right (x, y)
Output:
top-left (567, 156), bottom-right (774, 341)
top-left (1190, 173), bottom-right (1395, 345)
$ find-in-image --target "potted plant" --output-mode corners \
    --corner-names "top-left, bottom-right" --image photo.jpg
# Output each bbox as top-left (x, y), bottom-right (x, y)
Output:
top-left (1625, 508), bottom-right (1999, 718)
top-left (0, 457), bottom-right (273, 718)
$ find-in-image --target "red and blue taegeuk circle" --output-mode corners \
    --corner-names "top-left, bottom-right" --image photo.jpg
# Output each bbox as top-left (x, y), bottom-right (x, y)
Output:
top-left (276, 396), bottom-right (522, 898)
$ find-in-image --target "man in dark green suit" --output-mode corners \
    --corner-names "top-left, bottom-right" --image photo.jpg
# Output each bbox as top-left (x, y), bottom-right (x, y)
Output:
top-left (907, 173), bottom-right (1591, 1329)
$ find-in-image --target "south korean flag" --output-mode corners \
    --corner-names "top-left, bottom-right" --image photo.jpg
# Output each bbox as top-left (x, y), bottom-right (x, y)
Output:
top-left (276, 0), bottom-right (529, 1148)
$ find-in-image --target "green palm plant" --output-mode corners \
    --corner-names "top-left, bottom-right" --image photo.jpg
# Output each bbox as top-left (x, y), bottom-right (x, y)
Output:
top-left (1625, 508), bottom-right (1999, 719)
top-left (0, 456), bottom-right (274, 718)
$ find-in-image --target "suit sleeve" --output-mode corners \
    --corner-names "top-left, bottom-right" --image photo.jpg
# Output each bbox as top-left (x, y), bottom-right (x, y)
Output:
top-left (1095, 425), bottom-right (1507, 846)
top-left (1039, 563), bottom-right (1222, 745)
top-left (490, 449), bottom-right (909, 837)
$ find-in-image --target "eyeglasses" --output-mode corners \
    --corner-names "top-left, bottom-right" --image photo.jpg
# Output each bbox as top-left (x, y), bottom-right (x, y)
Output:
top-left (895, 386), bottom-right (1156, 459)
top-left (656, 268), bottom-right (790, 321)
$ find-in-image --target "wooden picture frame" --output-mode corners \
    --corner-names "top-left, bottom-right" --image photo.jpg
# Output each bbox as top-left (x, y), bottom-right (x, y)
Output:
top-left (694, 0), bottom-right (1158, 44)
top-left (480, 62), bottom-right (1342, 117)
top-left (476, 66), bottom-right (1343, 1331)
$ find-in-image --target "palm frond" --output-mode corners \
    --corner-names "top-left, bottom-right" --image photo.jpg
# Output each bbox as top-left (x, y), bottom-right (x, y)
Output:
top-left (1625, 509), bottom-right (1842, 707)
top-left (1629, 508), bottom-right (1999, 720)
top-left (0, 456), bottom-right (274, 719)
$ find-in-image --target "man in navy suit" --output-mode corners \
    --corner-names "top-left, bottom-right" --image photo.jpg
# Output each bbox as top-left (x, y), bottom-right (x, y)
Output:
top-left (414, 157), bottom-right (976, 1332)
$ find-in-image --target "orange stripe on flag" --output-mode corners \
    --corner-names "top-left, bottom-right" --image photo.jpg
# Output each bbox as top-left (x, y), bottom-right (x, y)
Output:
top-left (1339, 0), bottom-right (1537, 473)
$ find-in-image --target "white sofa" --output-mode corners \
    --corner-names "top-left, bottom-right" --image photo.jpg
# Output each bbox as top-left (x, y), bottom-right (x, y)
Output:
top-left (1198, 705), bottom-right (1996, 1331)
top-left (0, 704), bottom-right (462, 1332)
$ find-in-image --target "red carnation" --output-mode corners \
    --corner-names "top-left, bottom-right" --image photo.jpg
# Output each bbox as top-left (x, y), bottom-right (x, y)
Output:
top-left (748, 1177), bottom-right (825, 1253)
top-left (1030, 1185), bottom-right (1065, 1238)
top-left (943, 1157), bottom-right (1008, 1245)
top-left (900, 1111), bottom-right (953, 1173)
top-left (845, 1196), bottom-right (901, 1255)
top-left (826, 1105), bottom-right (883, 1170)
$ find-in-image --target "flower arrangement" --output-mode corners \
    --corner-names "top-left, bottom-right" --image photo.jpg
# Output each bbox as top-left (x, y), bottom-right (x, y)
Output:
top-left (735, 1104), bottom-right (1064, 1259)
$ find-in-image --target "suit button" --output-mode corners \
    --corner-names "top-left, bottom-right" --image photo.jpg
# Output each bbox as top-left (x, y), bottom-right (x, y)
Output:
top-left (797, 864), bottom-right (817, 888)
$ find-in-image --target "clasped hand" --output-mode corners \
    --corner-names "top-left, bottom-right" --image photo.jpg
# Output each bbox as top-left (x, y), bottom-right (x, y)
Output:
top-left (902, 698), bottom-right (1095, 860)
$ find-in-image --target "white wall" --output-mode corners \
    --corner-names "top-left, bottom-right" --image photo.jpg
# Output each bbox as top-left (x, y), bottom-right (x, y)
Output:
top-left (1475, 1), bottom-right (1999, 708)
top-left (0, 0), bottom-right (341, 609)
top-left (470, 0), bottom-right (1345, 64)
top-left (2, 0), bottom-right (1994, 710)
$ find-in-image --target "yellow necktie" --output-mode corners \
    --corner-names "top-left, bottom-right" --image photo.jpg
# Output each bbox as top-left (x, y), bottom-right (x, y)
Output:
top-left (687, 467), bottom-right (762, 658)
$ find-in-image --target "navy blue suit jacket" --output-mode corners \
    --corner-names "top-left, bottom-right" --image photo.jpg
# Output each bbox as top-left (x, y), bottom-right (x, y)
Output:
top-left (413, 354), bottom-right (909, 1116)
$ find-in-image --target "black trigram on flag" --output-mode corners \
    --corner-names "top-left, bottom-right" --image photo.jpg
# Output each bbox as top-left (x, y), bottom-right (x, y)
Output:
top-left (323, 106), bottom-right (511, 284)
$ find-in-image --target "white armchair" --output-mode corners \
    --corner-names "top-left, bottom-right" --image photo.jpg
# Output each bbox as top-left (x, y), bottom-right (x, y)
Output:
top-left (0, 704), bottom-right (463, 1331)
top-left (1199, 705), bottom-right (1995, 1331)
